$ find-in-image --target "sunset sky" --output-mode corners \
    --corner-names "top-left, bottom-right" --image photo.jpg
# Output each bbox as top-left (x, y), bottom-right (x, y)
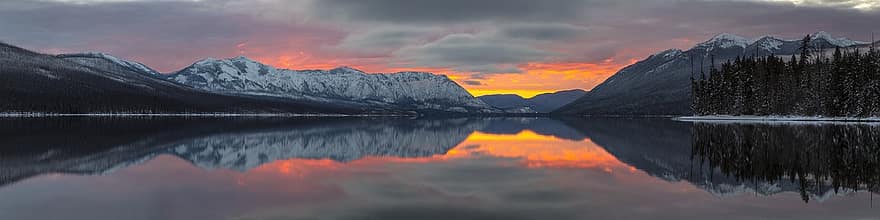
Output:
top-left (1, 0), bottom-right (878, 97)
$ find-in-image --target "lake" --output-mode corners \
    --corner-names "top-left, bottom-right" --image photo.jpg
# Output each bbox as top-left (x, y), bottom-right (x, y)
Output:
top-left (1, 117), bottom-right (879, 219)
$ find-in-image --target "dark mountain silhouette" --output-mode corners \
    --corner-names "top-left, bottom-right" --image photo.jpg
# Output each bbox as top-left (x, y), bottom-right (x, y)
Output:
top-left (479, 89), bottom-right (586, 113)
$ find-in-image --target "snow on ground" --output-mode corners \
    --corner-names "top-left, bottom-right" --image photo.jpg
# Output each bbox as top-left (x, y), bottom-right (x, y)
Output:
top-left (675, 115), bottom-right (880, 124)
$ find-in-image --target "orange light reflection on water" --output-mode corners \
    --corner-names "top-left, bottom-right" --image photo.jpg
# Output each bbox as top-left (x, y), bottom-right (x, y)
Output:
top-left (458, 131), bottom-right (632, 170)
top-left (252, 129), bottom-right (634, 176)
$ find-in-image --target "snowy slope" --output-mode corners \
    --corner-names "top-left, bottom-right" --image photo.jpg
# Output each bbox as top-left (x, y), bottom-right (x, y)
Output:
top-left (58, 52), bottom-right (161, 76)
top-left (164, 57), bottom-right (496, 113)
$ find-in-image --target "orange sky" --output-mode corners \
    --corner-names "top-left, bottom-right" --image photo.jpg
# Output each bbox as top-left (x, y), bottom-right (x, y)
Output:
top-left (246, 53), bottom-right (636, 98)
top-left (8, 0), bottom-right (876, 99)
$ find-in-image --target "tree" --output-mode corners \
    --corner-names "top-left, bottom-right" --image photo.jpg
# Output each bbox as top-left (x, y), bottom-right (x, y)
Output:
top-left (691, 36), bottom-right (880, 117)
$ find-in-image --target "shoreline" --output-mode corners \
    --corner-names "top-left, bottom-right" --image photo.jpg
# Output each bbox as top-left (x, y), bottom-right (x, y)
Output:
top-left (0, 113), bottom-right (403, 118)
top-left (675, 115), bottom-right (880, 123)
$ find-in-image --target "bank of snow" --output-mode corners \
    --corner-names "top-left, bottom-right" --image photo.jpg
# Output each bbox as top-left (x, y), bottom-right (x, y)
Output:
top-left (675, 115), bottom-right (880, 124)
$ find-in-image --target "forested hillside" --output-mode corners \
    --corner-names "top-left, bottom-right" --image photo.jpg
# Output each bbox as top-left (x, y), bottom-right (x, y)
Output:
top-left (692, 35), bottom-right (880, 117)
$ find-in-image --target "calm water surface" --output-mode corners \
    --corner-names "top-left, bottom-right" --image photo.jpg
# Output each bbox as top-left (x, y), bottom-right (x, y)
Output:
top-left (1, 117), bottom-right (879, 219)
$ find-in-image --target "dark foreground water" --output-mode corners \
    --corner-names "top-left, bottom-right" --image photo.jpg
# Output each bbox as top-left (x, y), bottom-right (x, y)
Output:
top-left (1, 117), bottom-right (879, 220)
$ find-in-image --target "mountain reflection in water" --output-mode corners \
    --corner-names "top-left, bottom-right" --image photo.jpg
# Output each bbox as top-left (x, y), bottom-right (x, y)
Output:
top-left (1, 117), bottom-right (879, 219)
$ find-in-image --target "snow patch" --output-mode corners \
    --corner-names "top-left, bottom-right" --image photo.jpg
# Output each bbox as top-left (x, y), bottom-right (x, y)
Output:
top-left (811, 31), bottom-right (867, 47)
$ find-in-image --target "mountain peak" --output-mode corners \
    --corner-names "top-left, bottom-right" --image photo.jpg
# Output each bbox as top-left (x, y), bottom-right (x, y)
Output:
top-left (698, 33), bottom-right (753, 49)
top-left (329, 66), bottom-right (365, 74)
top-left (58, 52), bottom-right (160, 75)
top-left (230, 55), bottom-right (259, 63)
top-left (192, 56), bottom-right (264, 66)
top-left (653, 49), bottom-right (683, 58)
top-left (809, 31), bottom-right (865, 47)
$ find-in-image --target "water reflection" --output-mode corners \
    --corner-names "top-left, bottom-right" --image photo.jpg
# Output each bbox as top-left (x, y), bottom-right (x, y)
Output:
top-left (1, 117), bottom-right (879, 219)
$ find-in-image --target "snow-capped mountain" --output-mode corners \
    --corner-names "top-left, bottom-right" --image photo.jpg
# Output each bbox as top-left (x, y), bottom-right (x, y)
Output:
top-left (0, 42), bottom-right (359, 114)
top-left (697, 33), bottom-right (754, 49)
top-left (696, 31), bottom-right (866, 51)
top-left (556, 31), bottom-right (871, 115)
top-left (2, 41), bottom-right (493, 115)
top-left (162, 57), bottom-right (496, 113)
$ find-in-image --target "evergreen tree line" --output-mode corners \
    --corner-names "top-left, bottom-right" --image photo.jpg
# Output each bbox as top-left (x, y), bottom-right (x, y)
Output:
top-left (691, 123), bottom-right (880, 202)
top-left (692, 35), bottom-right (880, 117)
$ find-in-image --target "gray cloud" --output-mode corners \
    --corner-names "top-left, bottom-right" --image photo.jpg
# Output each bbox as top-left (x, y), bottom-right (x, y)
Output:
top-left (731, 0), bottom-right (880, 10)
top-left (393, 33), bottom-right (552, 73)
top-left (0, 0), bottom-right (342, 72)
top-left (335, 27), bottom-right (436, 57)
top-left (306, 0), bottom-right (603, 25)
top-left (497, 23), bottom-right (590, 41)
top-left (462, 80), bottom-right (483, 86)
top-left (1, 0), bottom-right (878, 77)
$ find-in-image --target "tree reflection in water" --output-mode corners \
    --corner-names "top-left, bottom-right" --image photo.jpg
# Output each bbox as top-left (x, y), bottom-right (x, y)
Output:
top-left (691, 122), bottom-right (880, 203)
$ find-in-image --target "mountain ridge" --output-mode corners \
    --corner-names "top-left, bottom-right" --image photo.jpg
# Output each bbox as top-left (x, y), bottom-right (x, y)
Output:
top-left (161, 56), bottom-right (497, 113)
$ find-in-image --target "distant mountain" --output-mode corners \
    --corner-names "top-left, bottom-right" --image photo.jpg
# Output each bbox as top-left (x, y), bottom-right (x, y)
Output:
top-left (162, 57), bottom-right (497, 114)
top-left (0, 43), bottom-right (358, 114)
top-left (479, 89), bottom-right (586, 113)
top-left (478, 94), bottom-right (530, 109)
top-left (555, 31), bottom-right (870, 115)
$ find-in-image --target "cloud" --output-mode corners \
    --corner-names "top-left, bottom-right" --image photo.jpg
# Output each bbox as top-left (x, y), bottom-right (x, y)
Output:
top-left (462, 80), bottom-right (483, 86)
top-left (393, 33), bottom-right (552, 74)
top-left (306, 0), bottom-right (599, 25)
top-left (1, 0), bottom-right (878, 92)
top-left (737, 0), bottom-right (880, 10)
top-left (496, 23), bottom-right (590, 41)
top-left (0, 0), bottom-right (343, 72)
top-left (335, 27), bottom-right (436, 57)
